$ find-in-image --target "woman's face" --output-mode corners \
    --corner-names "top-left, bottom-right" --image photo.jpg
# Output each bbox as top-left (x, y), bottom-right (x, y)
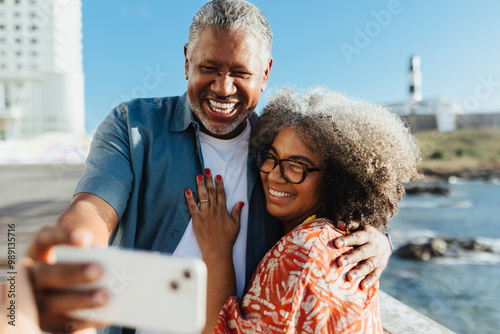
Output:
top-left (261, 127), bottom-right (323, 232)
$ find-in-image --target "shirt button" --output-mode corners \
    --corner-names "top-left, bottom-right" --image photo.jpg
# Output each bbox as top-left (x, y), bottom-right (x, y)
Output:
top-left (171, 230), bottom-right (180, 239)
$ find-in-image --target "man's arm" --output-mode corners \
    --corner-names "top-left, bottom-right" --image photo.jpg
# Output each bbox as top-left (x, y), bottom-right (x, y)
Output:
top-left (334, 226), bottom-right (392, 290)
top-left (28, 193), bottom-right (119, 333)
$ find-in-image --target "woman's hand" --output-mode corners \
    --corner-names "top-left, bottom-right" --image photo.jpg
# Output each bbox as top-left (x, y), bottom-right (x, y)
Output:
top-left (185, 169), bottom-right (243, 334)
top-left (185, 169), bottom-right (243, 258)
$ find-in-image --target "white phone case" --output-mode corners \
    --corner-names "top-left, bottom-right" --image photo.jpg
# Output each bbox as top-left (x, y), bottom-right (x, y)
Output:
top-left (54, 245), bottom-right (207, 333)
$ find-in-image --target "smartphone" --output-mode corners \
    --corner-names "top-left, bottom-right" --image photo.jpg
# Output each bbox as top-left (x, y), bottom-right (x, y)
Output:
top-left (54, 245), bottom-right (207, 333)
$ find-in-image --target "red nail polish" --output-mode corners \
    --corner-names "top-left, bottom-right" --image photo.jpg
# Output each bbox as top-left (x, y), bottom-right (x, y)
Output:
top-left (186, 189), bottom-right (191, 195)
top-left (239, 202), bottom-right (244, 208)
top-left (197, 174), bottom-right (203, 181)
top-left (205, 168), bottom-right (210, 175)
top-left (216, 175), bottom-right (222, 181)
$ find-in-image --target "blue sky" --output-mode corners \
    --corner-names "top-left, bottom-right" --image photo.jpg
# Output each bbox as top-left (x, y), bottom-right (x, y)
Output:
top-left (82, 0), bottom-right (500, 133)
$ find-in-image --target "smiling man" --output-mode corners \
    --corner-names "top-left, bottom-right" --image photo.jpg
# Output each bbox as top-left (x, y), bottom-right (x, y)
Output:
top-left (27, 1), bottom-right (392, 334)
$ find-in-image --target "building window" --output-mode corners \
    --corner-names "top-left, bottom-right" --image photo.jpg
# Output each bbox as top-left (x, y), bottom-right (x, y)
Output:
top-left (0, 25), bottom-right (4, 30)
top-left (15, 25), bottom-right (21, 31)
top-left (16, 51), bottom-right (22, 56)
top-left (31, 25), bottom-right (37, 31)
top-left (14, 12), bottom-right (20, 17)
top-left (31, 38), bottom-right (37, 44)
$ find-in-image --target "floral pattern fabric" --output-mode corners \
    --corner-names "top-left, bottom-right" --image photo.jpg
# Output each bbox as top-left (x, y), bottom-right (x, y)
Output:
top-left (215, 218), bottom-right (383, 333)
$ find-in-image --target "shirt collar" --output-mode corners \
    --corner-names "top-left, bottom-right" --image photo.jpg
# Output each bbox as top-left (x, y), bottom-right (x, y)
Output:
top-left (169, 92), bottom-right (198, 132)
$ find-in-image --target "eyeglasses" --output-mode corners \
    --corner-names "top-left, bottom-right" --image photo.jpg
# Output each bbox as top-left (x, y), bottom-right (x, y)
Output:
top-left (257, 150), bottom-right (321, 184)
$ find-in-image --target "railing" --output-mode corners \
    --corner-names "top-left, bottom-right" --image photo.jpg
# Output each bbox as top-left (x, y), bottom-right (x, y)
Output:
top-left (379, 290), bottom-right (455, 333)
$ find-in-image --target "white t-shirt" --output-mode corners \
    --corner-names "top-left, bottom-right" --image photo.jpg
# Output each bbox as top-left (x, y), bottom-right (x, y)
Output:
top-left (138, 121), bottom-right (250, 334)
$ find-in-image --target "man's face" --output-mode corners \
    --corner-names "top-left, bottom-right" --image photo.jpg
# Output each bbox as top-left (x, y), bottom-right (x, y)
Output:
top-left (185, 28), bottom-right (273, 139)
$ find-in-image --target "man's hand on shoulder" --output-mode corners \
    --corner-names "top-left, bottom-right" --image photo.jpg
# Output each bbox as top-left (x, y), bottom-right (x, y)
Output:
top-left (334, 225), bottom-right (392, 290)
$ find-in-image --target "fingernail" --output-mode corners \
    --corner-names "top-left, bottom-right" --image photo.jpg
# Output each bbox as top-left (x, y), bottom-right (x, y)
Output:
top-left (197, 174), bottom-right (203, 181)
top-left (338, 258), bottom-right (346, 267)
top-left (83, 263), bottom-right (102, 280)
top-left (239, 202), bottom-right (244, 208)
top-left (348, 272), bottom-right (357, 282)
top-left (216, 175), bottom-right (222, 181)
top-left (336, 239), bottom-right (344, 248)
top-left (70, 229), bottom-right (93, 246)
top-left (186, 189), bottom-right (191, 195)
top-left (205, 168), bottom-right (211, 175)
top-left (92, 289), bottom-right (109, 305)
top-left (361, 282), bottom-right (369, 290)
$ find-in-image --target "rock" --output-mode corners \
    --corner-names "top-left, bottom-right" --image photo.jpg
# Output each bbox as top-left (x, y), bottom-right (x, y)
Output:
top-left (396, 237), bottom-right (494, 261)
top-left (460, 240), bottom-right (494, 253)
top-left (430, 237), bottom-right (448, 256)
top-left (405, 186), bottom-right (450, 195)
top-left (396, 243), bottom-right (432, 261)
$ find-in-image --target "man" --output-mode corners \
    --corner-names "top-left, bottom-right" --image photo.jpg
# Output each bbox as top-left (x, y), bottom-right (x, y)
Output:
top-left (28, 1), bottom-right (392, 333)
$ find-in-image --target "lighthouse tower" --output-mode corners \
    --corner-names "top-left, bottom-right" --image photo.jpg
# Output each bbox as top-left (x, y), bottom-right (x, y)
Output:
top-left (408, 55), bottom-right (423, 105)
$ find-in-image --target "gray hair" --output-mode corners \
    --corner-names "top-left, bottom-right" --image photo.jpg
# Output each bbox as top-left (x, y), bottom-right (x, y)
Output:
top-left (251, 87), bottom-right (422, 230)
top-left (186, 0), bottom-right (272, 65)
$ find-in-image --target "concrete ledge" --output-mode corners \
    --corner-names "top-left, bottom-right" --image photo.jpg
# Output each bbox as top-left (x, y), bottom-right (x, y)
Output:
top-left (379, 290), bottom-right (455, 333)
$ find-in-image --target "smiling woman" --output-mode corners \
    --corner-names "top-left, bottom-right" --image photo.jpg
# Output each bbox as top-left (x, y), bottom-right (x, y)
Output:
top-left (258, 127), bottom-right (324, 233)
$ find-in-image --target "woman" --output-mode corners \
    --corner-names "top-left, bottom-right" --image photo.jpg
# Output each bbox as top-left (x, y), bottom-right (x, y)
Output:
top-left (185, 87), bottom-right (421, 333)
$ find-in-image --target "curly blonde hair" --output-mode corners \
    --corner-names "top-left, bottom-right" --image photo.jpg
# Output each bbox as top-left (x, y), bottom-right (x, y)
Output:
top-left (251, 87), bottom-right (422, 230)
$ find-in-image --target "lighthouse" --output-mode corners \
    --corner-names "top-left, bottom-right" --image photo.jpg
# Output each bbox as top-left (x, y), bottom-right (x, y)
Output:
top-left (408, 55), bottom-right (423, 105)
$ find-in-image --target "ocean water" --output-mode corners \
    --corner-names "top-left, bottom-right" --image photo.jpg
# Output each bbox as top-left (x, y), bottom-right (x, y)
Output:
top-left (380, 180), bottom-right (500, 334)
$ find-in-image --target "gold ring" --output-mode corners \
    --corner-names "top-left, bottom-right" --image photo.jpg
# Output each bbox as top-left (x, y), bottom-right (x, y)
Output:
top-left (199, 199), bottom-right (209, 203)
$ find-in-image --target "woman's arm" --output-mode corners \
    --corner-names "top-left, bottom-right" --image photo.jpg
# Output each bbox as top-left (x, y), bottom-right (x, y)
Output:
top-left (185, 169), bottom-right (243, 334)
top-left (214, 220), bottom-right (383, 333)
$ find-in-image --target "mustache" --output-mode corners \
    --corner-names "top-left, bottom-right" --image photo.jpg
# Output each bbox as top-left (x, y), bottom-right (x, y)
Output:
top-left (200, 91), bottom-right (246, 103)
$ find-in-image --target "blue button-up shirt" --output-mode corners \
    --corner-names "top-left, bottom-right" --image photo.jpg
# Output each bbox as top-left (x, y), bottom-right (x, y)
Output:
top-left (76, 93), bottom-right (282, 334)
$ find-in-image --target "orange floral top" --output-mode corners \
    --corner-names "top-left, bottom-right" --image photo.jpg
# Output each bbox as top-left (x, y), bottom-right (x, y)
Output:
top-left (215, 218), bottom-right (383, 333)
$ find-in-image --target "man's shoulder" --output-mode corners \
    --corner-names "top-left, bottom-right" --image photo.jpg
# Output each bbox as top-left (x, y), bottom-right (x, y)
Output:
top-left (116, 95), bottom-right (182, 114)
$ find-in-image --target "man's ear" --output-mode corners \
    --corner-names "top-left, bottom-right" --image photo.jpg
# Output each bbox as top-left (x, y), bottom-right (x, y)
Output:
top-left (261, 57), bottom-right (273, 92)
top-left (184, 44), bottom-right (189, 80)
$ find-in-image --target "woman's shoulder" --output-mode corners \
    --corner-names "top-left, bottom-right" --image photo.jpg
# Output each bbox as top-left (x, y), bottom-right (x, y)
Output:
top-left (277, 218), bottom-right (348, 263)
top-left (291, 217), bottom-right (345, 242)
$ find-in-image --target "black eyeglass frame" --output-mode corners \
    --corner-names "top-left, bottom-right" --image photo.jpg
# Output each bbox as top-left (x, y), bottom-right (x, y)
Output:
top-left (257, 150), bottom-right (321, 184)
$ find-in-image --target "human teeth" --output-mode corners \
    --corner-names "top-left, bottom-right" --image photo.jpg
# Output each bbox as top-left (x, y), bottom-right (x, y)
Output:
top-left (209, 100), bottom-right (237, 114)
top-left (269, 189), bottom-right (293, 198)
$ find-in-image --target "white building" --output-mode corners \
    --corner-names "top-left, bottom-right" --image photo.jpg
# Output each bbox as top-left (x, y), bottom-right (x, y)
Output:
top-left (390, 98), bottom-right (463, 132)
top-left (388, 55), bottom-right (462, 132)
top-left (0, 0), bottom-right (84, 139)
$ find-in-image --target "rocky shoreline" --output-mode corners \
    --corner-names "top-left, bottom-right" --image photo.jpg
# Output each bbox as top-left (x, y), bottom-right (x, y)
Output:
top-left (421, 167), bottom-right (500, 182)
top-left (396, 237), bottom-right (495, 261)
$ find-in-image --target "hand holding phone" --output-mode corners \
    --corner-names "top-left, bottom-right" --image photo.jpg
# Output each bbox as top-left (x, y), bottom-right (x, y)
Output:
top-left (55, 246), bottom-right (206, 333)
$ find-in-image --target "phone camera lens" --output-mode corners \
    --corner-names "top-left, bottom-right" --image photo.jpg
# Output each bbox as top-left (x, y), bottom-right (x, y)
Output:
top-left (184, 270), bottom-right (191, 279)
